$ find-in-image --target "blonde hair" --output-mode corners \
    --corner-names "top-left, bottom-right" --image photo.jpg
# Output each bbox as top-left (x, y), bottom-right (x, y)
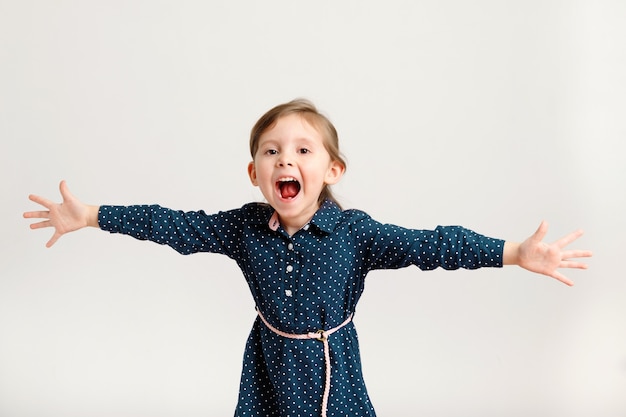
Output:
top-left (250, 99), bottom-right (346, 208)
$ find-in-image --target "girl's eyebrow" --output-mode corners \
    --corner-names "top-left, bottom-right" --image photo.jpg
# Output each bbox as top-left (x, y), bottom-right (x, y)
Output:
top-left (259, 137), bottom-right (319, 146)
top-left (257, 138), bottom-right (281, 149)
top-left (297, 137), bottom-right (317, 145)
top-left (258, 139), bottom-right (278, 146)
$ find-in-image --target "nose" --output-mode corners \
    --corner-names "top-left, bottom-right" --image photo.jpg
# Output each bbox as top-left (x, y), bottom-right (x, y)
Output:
top-left (277, 155), bottom-right (293, 167)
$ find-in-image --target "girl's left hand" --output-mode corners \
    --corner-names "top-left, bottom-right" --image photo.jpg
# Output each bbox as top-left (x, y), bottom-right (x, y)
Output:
top-left (505, 221), bottom-right (593, 286)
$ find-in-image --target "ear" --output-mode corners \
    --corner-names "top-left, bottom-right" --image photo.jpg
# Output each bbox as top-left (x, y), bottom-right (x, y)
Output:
top-left (247, 161), bottom-right (259, 186)
top-left (324, 160), bottom-right (345, 185)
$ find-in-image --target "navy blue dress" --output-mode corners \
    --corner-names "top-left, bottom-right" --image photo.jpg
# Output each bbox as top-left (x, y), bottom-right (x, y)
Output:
top-left (99, 200), bottom-right (504, 416)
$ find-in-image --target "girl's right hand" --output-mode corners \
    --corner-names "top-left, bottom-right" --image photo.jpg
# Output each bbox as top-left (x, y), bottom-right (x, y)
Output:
top-left (23, 180), bottom-right (100, 247)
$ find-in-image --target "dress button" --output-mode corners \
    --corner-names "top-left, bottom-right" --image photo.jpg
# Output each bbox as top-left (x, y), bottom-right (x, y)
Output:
top-left (285, 289), bottom-right (293, 297)
top-left (286, 265), bottom-right (294, 273)
top-left (287, 243), bottom-right (294, 250)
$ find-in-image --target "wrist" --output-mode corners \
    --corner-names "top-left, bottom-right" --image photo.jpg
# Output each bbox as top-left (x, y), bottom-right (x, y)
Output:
top-left (503, 241), bottom-right (521, 265)
top-left (87, 205), bottom-right (100, 228)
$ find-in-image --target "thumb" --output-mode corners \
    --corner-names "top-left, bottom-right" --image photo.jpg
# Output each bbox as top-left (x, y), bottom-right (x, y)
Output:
top-left (531, 220), bottom-right (549, 243)
top-left (59, 180), bottom-right (72, 202)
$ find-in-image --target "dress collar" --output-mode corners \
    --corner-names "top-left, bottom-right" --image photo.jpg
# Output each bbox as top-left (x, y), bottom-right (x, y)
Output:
top-left (307, 199), bottom-right (342, 234)
top-left (258, 199), bottom-right (342, 235)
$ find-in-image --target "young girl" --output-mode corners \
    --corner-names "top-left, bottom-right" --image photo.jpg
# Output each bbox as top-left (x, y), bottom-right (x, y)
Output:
top-left (24, 99), bottom-right (592, 417)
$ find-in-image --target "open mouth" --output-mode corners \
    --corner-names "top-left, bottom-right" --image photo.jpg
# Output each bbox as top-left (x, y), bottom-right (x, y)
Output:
top-left (277, 177), bottom-right (301, 199)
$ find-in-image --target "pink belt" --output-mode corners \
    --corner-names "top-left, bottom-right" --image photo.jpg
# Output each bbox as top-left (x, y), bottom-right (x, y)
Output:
top-left (256, 309), bottom-right (353, 417)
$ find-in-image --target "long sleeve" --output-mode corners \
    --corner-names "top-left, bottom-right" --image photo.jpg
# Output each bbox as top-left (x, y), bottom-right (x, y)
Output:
top-left (98, 204), bottom-right (246, 258)
top-left (351, 213), bottom-right (504, 272)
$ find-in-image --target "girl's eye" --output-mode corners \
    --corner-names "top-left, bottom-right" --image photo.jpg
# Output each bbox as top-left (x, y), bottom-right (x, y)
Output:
top-left (265, 149), bottom-right (278, 155)
top-left (299, 148), bottom-right (310, 154)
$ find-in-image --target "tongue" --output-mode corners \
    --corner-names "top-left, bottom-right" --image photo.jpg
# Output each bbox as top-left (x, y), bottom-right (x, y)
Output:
top-left (281, 182), bottom-right (299, 198)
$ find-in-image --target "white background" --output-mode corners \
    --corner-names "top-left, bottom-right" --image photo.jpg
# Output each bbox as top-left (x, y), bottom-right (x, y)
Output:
top-left (1, 1), bottom-right (624, 416)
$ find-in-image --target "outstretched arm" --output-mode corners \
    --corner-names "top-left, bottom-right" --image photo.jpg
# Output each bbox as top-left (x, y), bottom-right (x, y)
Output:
top-left (23, 180), bottom-right (100, 248)
top-left (503, 221), bottom-right (592, 286)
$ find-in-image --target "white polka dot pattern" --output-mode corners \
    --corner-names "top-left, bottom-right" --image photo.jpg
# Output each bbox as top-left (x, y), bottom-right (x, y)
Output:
top-left (99, 200), bottom-right (504, 416)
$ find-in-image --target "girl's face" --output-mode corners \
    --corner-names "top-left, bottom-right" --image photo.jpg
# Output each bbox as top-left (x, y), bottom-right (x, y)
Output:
top-left (248, 113), bottom-right (344, 235)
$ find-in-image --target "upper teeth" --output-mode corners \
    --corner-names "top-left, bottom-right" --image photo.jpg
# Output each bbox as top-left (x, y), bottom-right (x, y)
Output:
top-left (278, 177), bottom-right (297, 182)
